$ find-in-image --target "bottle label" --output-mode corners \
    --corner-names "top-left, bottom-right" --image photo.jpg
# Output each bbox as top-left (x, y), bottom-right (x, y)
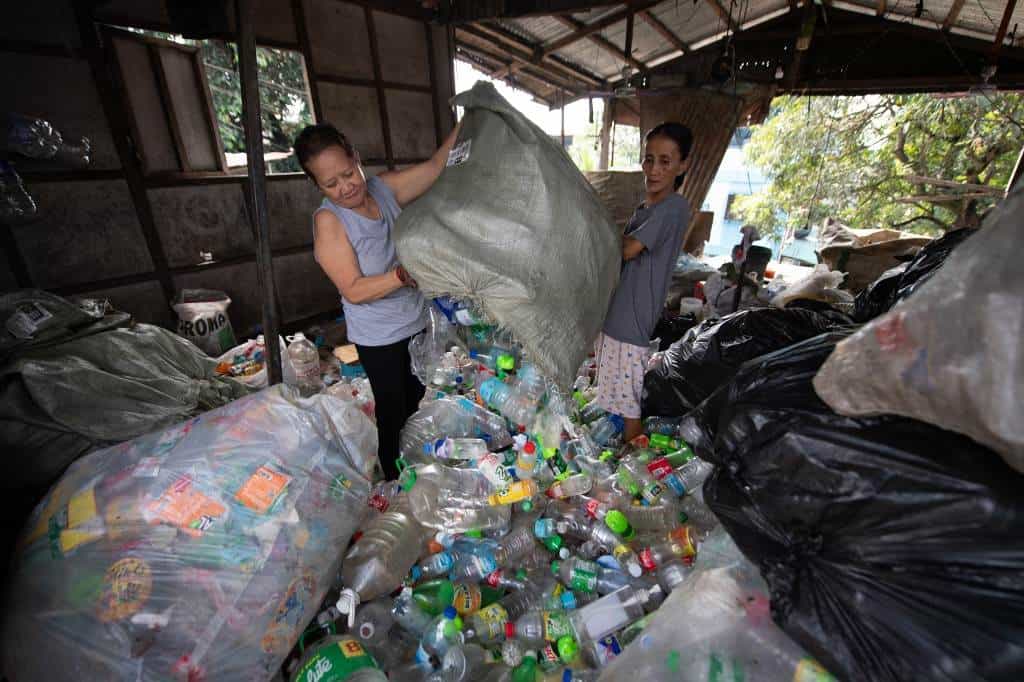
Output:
top-left (454, 582), bottom-right (482, 615)
top-left (474, 603), bottom-right (509, 640)
top-left (611, 544), bottom-right (634, 565)
top-left (592, 635), bottom-right (623, 667)
top-left (488, 481), bottom-right (532, 505)
top-left (584, 499), bottom-right (601, 518)
top-left (542, 611), bottom-right (573, 641)
top-left (235, 464), bottom-right (291, 513)
top-left (647, 457), bottom-right (674, 479)
top-left (293, 638), bottom-right (378, 682)
top-left (484, 570), bottom-right (503, 589)
top-left (638, 548), bottom-right (657, 571)
top-left (641, 481), bottom-right (665, 505)
top-left (569, 566), bottom-right (598, 593)
top-left (793, 658), bottom-right (837, 682)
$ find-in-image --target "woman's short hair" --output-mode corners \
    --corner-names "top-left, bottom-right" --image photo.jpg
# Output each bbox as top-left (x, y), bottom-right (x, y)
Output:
top-left (293, 123), bottom-right (356, 180)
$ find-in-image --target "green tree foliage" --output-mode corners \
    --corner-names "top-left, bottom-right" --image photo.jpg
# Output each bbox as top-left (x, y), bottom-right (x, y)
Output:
top-left (736, 93), bottom-right (1024, 237)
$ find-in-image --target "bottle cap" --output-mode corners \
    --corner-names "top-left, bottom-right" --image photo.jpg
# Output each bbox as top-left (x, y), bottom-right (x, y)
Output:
top-left (443, 605), bottom-right (457, 619)
top-left (542, 447), bottom-right (558, 460)
top-left (515, 568), bottom-right (528, 581)
top-left (410, 566), bottom-right (423, 582)
top-left (560, 592), bottom-right (577, 609)
top-left (465, 529), bottom-right (483, 538)
top-left (551, 560), bottom-right (561, 575)
top-left (604, 510), bottom-right (631, 535)
top-left (556, 636), bottom-right (579, 663)
top-left (497, 354), bottom-right (516, 371)
top-left (505, 621), bottom-right (516, 639)
top-left (543, 535), bottom-right (564, 553)
top-left (520, 499), bottom-right (534, 512)
top-left (524, 441), bottom-right (536, 454)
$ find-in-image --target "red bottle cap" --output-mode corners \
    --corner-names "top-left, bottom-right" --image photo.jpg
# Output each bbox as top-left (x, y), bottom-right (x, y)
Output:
top-left (505, 622), bottom-right (516, 639)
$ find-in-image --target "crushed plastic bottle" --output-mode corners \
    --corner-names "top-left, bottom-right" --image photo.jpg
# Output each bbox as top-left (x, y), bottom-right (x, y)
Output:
top-left (287, 332), bottom-right (324, 397)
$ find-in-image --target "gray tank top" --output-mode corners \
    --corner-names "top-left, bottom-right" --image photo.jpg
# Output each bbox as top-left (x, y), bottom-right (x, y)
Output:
top-left (313, 176), bottom-right (425, 346)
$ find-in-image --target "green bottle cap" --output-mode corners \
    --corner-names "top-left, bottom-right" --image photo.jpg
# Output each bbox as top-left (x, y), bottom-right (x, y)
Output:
top-left (465, 529), bottom-right (483, 538)
top-left (515, 568), bottom-right (528, 581)
top-left (678, 511), bottom-right (689, 525)
top-left (542, 446), bottom-right (558, 461)
top-left (497, 354), bottom-right (516, 371)
top-left (556, 636), bottom-right (579, 664)
top-left (551, 560), bottom-right (561, 576)
top-left (520, 499), bottom-right (534, 512)
top-left (511, 656), bottom-right (538, 682)
top-left (599, 449), bottom-right (615, 462)
top-left (604, 509), bottom-right (631, 536)
top-left (543, 535), bottom-right (564, 553)
top-left (399, 466), bottom-right (417, 491)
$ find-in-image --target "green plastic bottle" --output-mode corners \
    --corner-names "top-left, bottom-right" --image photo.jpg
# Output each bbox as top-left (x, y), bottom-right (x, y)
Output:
top-left (413, 579), bottom-right (456, 616)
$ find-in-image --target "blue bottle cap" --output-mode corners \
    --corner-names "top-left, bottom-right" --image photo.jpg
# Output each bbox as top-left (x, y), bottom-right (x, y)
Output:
top-left (443, 605), bottom-right (458, 619)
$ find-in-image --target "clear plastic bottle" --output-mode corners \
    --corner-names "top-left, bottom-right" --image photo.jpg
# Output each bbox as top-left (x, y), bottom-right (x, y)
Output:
top-left (546, 474), bottom-right (592, 499)
top-left (622, 503), bottom-right (682, 533)
top-left (479, 377), bottom-right (537, 427)
top-left (416, 551), bottom-right (455, 580)
top-left (416, 606), bottom-right (465, 667)
top-left (578, 401), bottom-right (607, 425)
top-left (488, 480), bottom-right (539, 506)
top-left (426, 437), bottom-right (489, 462)
top-left (616, 459), bottom-right (666, 505)
top-left (655, 558), bottom-right (694, 593)
top-left (676, 457), bottom-right (715, 496)
top-left (407, 464), bottom-right (510, 533)
top-left (352, 598), bottom-right (396, 660)
top-left (287, 332), bottom-right (324, 397)
top-left (568, 584), bottom-right (664, 643)
top-left (289, 636), bottom-right (389, 682)
top-left (441, 642), bottom-right (492, 681)
top-left (515, 439), bottom-right (539, 479)
top-left (392, 587), bottom-right (435, 637)
top-left (495, 523), bottom-right (539, 566)
top-left (5, 113), bottom-right (61, 158)
top-left (588, 415), bottom-right (624, 447)
top-left (340, 511), bottom-right (426, 607)
top-left (507, 610), bottom-right (575, 647)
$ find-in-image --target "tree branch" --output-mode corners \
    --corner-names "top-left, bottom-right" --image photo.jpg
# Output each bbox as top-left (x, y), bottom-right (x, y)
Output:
top-left (890, 214), bottom-right (948, 230)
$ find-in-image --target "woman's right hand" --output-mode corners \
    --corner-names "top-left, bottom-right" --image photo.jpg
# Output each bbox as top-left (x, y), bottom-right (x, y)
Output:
top-left (395, 264), bottom-right (418, 288)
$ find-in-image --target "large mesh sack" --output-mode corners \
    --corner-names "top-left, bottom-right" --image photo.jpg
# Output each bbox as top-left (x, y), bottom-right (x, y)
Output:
top-left (394, 81), bottom-right (620, 388)
top-left (815, 186), bottom-right (1021, 472)
top-left (2, 386), bottom-right (375, 681)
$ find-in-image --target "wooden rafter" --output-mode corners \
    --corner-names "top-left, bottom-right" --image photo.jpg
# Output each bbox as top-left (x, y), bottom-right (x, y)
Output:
top-left (552, 15), bottom-right (648, 71)
top-left (705, 0), bottom-right (739, 32)
top-left (876, 0), bottom-right (887, 17)
top-left (454, 39), bottom-right (582, 96)
top-left (942, 0), bottom-right (967, 30)
top-left (542, 0), bottom-right (661, 54)
top-left (454, 50), bottom-right (556, 106)
top-left (638, 9), bottom-right (690, 53)
top-left (465, 22), bottom-right (605, 87)
top-left (991, 0), bottom-right (1019, 58)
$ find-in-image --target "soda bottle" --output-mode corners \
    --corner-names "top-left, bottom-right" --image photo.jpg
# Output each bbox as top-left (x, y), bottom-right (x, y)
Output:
top-left (453, 580), bottom-right (503, 615)
top-left (464, 601), bottom-right (510, 644)
top-left (616, 458), bottom-right (665, 505)
top-left (413, 579), bottom-right (456, 616)
top-left (621, 503), bottom-right (684, 533)
top-left (655, 558), bottom-right (694, 593)
top-left (602, 510), bottom-right (635, 541)
top-left (646, 454), bottom-right (691, 497)
top-left (505, 610), bottom-right (575, 647)
top-left (287, 332), bottom-right (324, 397)
top-left (488, 479), bottom-right (538, 506)
top-left (392, 587), bottom-right (435, 637)
top-left (290, 636), bottom-right (389, 682)
top-left (648, 432), bottom-right (690, 453)
top-left (515, 439), bottom-right (539, 479)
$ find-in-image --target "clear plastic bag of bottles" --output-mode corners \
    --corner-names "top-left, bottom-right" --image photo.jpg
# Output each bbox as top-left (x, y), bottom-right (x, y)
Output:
top-left (1, 386), bottom-right (375, 682)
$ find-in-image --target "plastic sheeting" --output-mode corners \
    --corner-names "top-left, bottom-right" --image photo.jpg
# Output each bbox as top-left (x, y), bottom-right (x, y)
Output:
top-left (394, 82), bottom-right (620, 388)
top-left (2, 386), bottom-right (375, 682)
top-left (815, 200), bottom-right (1020, 471)
top-left (601, 529), bottom-right (835, 682)
top-left (692, 334), bottom-right (1024, 682)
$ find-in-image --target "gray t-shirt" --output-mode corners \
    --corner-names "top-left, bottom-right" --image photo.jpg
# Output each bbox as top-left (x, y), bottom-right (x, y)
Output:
top-left (602, 193), bottom-right (690, 347)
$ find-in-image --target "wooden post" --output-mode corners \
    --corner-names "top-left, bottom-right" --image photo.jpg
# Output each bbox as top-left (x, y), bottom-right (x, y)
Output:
top-left (610, 120), bottom-right (617, 168)
top-left (599, 98), bottom-right (615, 170)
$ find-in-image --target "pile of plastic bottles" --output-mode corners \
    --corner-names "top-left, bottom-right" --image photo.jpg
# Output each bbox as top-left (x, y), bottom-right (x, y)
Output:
top-left (285, 299), bottom-right (834, 682)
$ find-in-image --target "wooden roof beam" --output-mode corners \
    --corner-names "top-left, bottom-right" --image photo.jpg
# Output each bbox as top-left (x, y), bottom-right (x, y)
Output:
top-left (552, 15), bottom-right (649, 72)
top-left (638, 9), bottom-right (690, 53)
top-left (942, 0), bottom-right (966, 30)
top-left (542, 0), bottom-right (661, 54)
top-left (992, 0), bottom-right (1020, 59)
top-left (463, 22), bottom-right (605, 88)
top-left (454, 39), bottom-right (583, 95)
top-left (454, 52), bottom-right (556, 107)
top-left (705, 0), bottom-right (739, 32)
top-left (876, 0), bottom-right (887, 17)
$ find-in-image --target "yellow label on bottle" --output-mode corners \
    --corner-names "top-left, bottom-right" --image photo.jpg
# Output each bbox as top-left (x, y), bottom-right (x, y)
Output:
top-left (487, 480), bottom-right (535, 505)
top-left (453, 582), bottom-right (482, 615)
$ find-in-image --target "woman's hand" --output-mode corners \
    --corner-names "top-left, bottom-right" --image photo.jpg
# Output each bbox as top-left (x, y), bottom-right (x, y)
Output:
top-left (395, 264), bottom-right (418, 288)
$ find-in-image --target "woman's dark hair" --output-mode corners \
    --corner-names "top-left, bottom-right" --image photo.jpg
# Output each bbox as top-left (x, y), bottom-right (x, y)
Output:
top-left (645, 122), bottom-right (694, 190)
top-left (293, 123), bottom-right (356, 181)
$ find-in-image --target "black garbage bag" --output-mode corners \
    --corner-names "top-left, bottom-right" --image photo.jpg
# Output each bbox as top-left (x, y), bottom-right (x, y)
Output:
top-left (852, 228), bottom-right (974, 322)
top-left (651, 312), bottom-right (699, 351)
top-left (641, 307), bottom-right (852, 418)
top-left (697, 333), bottom-right (1024, 682)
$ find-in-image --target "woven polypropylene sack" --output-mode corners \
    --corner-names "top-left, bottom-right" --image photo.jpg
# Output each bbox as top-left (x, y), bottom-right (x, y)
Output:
top-left (815, 185), bottom-right (1023, 473)
top-left (394, 82), bottom-right (620, 388)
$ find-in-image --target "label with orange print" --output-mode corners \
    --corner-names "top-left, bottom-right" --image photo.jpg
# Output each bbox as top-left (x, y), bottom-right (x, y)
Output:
top-left (235, 464), bottom-right (292, 513)
top-left (453, 582), bottom-right (482, 615)
top-left (147, 476), bottom-right (226, 537)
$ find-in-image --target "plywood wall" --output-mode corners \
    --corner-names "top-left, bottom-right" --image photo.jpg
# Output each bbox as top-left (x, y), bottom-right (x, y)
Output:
top-left (0, 0), bottom-right (456, 340)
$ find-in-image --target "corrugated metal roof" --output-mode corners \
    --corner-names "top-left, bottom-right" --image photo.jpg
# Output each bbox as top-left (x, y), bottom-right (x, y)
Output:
top-left (453, 0), bottom-right (1024, 104)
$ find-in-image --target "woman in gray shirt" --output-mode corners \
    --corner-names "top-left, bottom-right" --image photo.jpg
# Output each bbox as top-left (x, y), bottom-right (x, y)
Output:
top-left (595, 122), bottom-right (693, 443)
top-left (293, 122), bottom-right (460, 480)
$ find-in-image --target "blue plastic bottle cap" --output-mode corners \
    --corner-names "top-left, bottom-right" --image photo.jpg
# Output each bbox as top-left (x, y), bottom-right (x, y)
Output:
top-left (443, 605), bottom-right (458, 619)
top-left (410, 566), bottom-right (422, 581)
top-left (560, 592), bottom-right (577, 609)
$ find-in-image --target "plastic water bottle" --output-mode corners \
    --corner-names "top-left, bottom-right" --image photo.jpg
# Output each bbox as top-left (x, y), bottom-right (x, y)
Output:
top-left (506, 609), bottom-right (575, 647)
top-left (5, 113), bottom-right (61, 159)
top-left (479, 377), bottom-right (537, 427)
top-left (416, 551), bottom-right (455, 580)
top-left (568, 584), bottom-right (664, 644)
top-left (515, 438), bottom-right (539, 479)
top-left (416, 606), bottom-right (465, 667)
top-left (392, 587), bottom-right (434, 637)
top-left (677, 457), bottom-right (715, 496)
top-left (546, 474), bottom-right (593, 499)
top-left (487, 479), bottom-right (539, 506)
top-left (339, 511), bottom-right (425, 618)
top-left (589, 415), bottom-right (624, 447)
top-left (579, 401), bottom-right (607, 425)
top-left (441, 642), bottom-right (491, 681)
top-left (352, 599), bottom-right (396, 656)
top-left (617, 458), bottom-right (666, 505)
top-left (622, 503), bottom-right (683, 533)
top-left (287, 332), bottom-right (323, 397)
top-left (644, 416), bottom-right (682, 437)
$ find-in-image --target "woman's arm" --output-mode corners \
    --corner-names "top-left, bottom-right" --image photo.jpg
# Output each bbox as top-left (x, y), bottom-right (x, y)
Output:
top-left (379, 121), bottom-right (462, 207)
top-left (313, 210), bottom-right (408, 304)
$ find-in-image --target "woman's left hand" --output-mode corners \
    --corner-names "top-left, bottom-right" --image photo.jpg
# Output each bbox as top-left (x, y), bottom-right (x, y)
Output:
top-left (396, 264), bottom-right (418, 288)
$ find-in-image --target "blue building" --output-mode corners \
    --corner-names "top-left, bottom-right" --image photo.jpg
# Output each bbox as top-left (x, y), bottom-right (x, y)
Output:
top-left (700, 129), bottom-right (817, 264)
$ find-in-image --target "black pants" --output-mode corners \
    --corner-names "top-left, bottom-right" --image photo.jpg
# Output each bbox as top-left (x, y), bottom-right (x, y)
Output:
top-left (356, 336), bottom-right (425, 481)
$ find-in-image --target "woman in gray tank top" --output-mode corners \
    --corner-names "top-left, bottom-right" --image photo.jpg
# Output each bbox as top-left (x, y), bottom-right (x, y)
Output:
top-left (294, 121), bottom-right (460, 480)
